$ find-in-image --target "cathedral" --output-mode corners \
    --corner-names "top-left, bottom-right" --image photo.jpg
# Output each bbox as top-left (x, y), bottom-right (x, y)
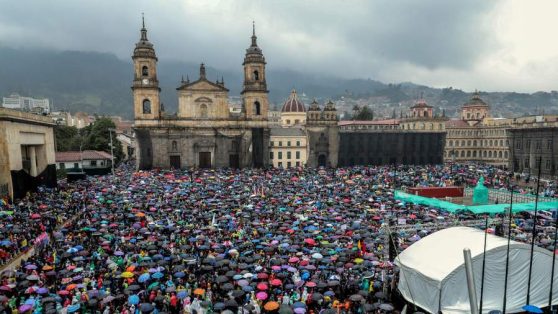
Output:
top-left (131, 19), bottom-right (339, 169)
top-left (132, 20), bottom-right (271, 169)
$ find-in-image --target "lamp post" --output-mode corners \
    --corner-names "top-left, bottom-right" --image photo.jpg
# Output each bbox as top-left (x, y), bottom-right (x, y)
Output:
top-left (108, 128), bottom-right (115, 175)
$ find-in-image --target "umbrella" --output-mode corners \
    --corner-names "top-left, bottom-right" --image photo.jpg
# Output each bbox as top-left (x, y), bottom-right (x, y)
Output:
top-left (121, 272), bottom-right (134, 278)
top-left (256, 291), bottom-right (268, 300)
top-left (140, 303), bottom-right (154, 313)
top-left (379, 304), bottom-right (394, 311)
top-left (138, 273), bottom-right (150, 283)
top-left (128, 294), bottom-right (140, 305)
top-left (67, 304), bottom-right (81, 313)
top-left (264, 301), bottom-right (280, 311)
top-left (522, 305), bottom-right (543, 313)
top-left (193, 288), bottom-right (205, 295)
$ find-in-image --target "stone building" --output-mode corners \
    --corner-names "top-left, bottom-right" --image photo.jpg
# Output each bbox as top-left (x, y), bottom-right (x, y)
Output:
top-left (132, 20), bottom-right (270, 169)
top-left (399, 99), bottom-right (447, 131)
top-left (306, 99), bottom-right (339, 167)
top-left (444, 92), bottom-right (510, 167)
top-left (509, 123), bottom-right (558, 178)
top-left (269, 128), bottom-right (307, 168)
top-left (0, 108), bottom-right (56, 201)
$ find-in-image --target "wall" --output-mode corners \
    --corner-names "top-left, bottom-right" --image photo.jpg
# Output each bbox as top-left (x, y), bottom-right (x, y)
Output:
top-left (509, 127), bottom-right (558, 178)
top-left (269, 135), bottom-right (307, 168)
top-left (338, 131), bottom-right (445, 166)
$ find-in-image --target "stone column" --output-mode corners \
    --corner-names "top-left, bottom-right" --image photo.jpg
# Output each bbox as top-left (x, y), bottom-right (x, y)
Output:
top-left (29, 146), bottom-right (37, 177)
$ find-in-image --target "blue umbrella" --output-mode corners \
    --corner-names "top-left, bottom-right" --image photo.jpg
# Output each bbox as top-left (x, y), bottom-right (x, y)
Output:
top-left (152, 272), bottom-right (164, 279)
top-left (522, 305), bottom-right (543, 313)
top-left (173, 271), bottom-right (185, 278)
top-left (177, 291), bottom-right (187, 299)
top-left (67, 304), bottom-right (81, 313)
top-left (128, 294), bottom-right (140, 305)
top-left (138, 273), bottom-right (150, 283)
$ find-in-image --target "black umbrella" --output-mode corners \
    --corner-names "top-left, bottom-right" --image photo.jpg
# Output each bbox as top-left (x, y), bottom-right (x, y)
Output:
top-left (140, 302), bottom-right (154, 313)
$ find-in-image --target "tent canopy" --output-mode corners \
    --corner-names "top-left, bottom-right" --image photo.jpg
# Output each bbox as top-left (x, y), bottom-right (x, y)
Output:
top-left (394, 190), bottom-right (558, 214)
top-left (395, 227), bottom-right (558, 313)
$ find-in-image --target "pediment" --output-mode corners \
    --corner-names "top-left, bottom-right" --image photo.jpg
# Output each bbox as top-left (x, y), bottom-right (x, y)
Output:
top-left (177, 78), bottom-right (229, 92)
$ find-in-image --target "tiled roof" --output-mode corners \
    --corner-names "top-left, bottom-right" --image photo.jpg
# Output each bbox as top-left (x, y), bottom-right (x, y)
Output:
top-left (56, 150), bottom-right (112, 162)
top-left (445, 119), bottom-right (471, 128)
top-left (270, 127), bottom-right (306, 137)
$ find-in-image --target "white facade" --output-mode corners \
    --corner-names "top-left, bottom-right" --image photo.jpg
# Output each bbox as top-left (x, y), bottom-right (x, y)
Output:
top-left (2, 94), bottom-right (51, 114)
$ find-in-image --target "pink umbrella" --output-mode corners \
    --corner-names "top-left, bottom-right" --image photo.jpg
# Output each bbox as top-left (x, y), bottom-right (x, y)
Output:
top-left (257, 282), bottom-right (268, 291)
top-left (256, 291), bottom-right (268, 300)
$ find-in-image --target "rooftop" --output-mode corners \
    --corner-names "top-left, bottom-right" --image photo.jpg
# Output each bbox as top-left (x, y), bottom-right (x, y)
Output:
top-left (56, 150), bottom-right (112, 162)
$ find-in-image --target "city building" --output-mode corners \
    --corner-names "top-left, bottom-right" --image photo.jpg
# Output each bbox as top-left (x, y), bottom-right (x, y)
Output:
top-left (444, 92), bottom-right (510, 167)
top-left (55, 150), bottom-right (113, 175)
top-left (0, 108), bottom-right (56, 201)
top-left (339, 119), bottom-right (400, 132)
top-left (399, 99), bottom-right (447, 131)
top-left (2, 94), bottom-right (51, 114)
top-left (509, 124), bottom-right (558, 179)
top-left (50, 111), bottom-right (92, 128)
top-left (269, 128), bottom-right (307, 168)
top-left (131, 19), bottom-right (339, 169)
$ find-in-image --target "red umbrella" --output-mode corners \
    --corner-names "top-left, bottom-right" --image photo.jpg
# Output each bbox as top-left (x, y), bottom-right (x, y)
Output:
top-left (270, 279), bottom-right (282, 286)
top-left (304, 238), bottom-right (316, 246)
top-left (288, 257), bottom-right (299, 263)
top-left (31, 213), bottom-right (41, 219)
top-left (305, 281), bottom-right (316, 288)
top-left (257, 283), bottom-right (268, 291)
top-left (257, 273), bottom-right (269, 280)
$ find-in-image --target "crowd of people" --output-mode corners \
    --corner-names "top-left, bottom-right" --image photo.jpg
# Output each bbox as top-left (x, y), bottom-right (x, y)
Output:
top-left (0, 163), bottom-right (555, 314)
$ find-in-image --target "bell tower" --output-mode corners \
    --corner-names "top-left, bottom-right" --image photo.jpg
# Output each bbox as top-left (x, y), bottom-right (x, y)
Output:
top-left (241, 22), bottom-right (269, 120)
top-left (132, 15), bottom-right (161, 120)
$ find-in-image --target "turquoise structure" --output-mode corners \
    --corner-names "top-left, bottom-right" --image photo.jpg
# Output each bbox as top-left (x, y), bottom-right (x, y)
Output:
top-left (472, 176), bottom-right (489, 205)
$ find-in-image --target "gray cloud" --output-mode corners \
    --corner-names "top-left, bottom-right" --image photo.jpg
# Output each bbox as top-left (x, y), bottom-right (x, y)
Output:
top-left (0, 0), bottom-right (505, 88)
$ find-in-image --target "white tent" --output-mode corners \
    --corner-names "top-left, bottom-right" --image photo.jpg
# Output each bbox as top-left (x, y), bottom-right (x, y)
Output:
top-left (395, 226), bottom-right (558, 313)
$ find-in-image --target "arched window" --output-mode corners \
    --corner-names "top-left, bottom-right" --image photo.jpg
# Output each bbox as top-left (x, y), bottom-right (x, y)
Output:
top-left (253, 70), bottom-right (259, 81)
top-left (254, 101), bottom-right (261, 115)
top-left (142, 99), bottom-right (151, 114)
top-left (467, 151), bottom-right (471, 157)
top-left (504, 151), bottom-right (508, 158)
top-left (142, 66), bottom-right (149, 77)
top-left (498, 151), bottom-right (502, 158)
top-left (483, 151), bottom-right (487, 157)
top-left (286, 119), bottom-right (291, 125)
top-left (489, 151), bottom-right (493, 158)
top-left (449, 140), bottom-right (453, 147)
top-left (473, 151), bottom-right (477, 158)
top-left (200, 104), bottom-right (208, 118)
top-left (461, 140), bottom-right (465, 146)
top-left (171, 141), bottom-right (178, 151)
top-left (460, 151), bottom-right (465, 157)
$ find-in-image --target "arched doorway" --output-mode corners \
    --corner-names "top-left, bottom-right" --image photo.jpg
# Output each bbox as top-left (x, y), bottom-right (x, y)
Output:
top-left (318, 154), bottom-right (327, 167)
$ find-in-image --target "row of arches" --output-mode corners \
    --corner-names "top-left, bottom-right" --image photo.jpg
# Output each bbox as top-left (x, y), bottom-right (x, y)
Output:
top-left (448, 139), bottom-right (508, 147)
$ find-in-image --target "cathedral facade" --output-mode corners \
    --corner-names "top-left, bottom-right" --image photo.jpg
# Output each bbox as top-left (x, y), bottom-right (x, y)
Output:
top-left (132, 20), bottom-right (270, 169)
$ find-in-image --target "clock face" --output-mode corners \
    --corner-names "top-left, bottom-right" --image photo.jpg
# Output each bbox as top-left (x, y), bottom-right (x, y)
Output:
top-left (142, 78), bottom-right (149, 85)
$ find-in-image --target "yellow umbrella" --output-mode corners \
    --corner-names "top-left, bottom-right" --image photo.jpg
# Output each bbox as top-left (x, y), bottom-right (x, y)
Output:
top-left (354, 258), bottom-right (364, 264)
top-left (120, 272), bottom-right (134, 278)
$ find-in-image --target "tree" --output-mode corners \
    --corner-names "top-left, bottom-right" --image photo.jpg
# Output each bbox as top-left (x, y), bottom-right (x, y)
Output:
top-left (54, 125), bottom-right (81, 151)
top-left (354, 106), bottom-right (374, 120)
top-left (81, 117), bottom-right (124, 163)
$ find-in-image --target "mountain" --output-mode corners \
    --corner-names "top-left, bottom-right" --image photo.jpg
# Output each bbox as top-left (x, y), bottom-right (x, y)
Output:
top-left (0, 47), bottom-right (557, 119)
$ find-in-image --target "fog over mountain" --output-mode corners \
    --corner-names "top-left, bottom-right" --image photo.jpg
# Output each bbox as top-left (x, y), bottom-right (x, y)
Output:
top-left (1, 47), bottom-right (557, 119)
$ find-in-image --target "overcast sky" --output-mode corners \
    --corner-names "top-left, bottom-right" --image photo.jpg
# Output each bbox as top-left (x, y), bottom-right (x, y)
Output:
top-left (1, 0), bottom-right (557, 93)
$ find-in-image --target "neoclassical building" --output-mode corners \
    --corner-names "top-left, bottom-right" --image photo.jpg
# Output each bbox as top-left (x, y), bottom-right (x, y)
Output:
top-left (132, 20), bottom-right (270, 169)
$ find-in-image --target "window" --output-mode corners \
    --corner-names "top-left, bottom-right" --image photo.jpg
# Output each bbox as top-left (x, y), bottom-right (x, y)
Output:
top-left (278, 152), bottom-right (282, 160)
top-left (296, 161), bottom-right (300, 166)
top-left (270, 152), bottom-right (274, 159)
top-left (142, 99), bottom-right (151, 114)
top-left (286, 120), bottom-right (291, 124)
top-left (59, 163), bottom-right (65, 170)
top-left (449, 140), bottom-right (453, 147)
top-left (473, 140), bottom-right (477, 146)
top-left (296, 141), bottom-right (301, 147)
top-left (142, 66), bottom-right (149, 77)
top-left (254, 101), bottom-right (261, 115)
top-left (200, 104), bottom-right (208, 118)
top-left (467, 151), bottom-right (471, 157)
top-left (74, 163), bottom-right (79, 169)
top-left (516, 140), bottom-right (522, 149)
top-left (548, 140), bottom-right (553, 150)
top-left (536, 140), bottom-right (542, 150)
top-left (296, 151), bottom-right (300, 159)
top-left (278, 162), bottom-right (283, 167)
top-left (460, 151), bottom-right (465, 157)
top-left (287, 141), bottom-right (291, 147)
top-left (295, 120), bottom-right (300, 124)
top-left (524, 158), bottom-right (530, 168)
top-left (287, 151), bottom-right (291, 159)
top-left (467, 140), bottom-right (471, 146)
top-left (498, 151), bottom-right (502, 158)
top-left (483, 151), bottom-right (487, 157)
top-left (100, 161), bottom-right (104, 166)
top-left (270, 141), bottom-right (274, 147)
top-left (473, 151), bottom-right (477, 158)
top-left (279, 141), bottom-right (282, 147)
top-left (489, 151), bottom-right (492, 158)
top-left (546, 159), bottom-right (552, 170)
top-left (526, 140), bottom-right (531, 149)
top-left (91, 160), bottom-right (97, 166)
top-left (172, 141), bottom-right (178, 151)
top-left (504, 151), bottom-right (508, 158)
top-left (287, 162), bottom-right (292, 168)
top-left (253, 70), bottom-right (259, 81)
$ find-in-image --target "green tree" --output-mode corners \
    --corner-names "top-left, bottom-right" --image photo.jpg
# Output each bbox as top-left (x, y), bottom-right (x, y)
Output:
top-left (81, 117), bottom-right (124, 163)
top-left (354, 106), bottom-right (375, 120)
top-left (54, 125), bottom-right (81, 151)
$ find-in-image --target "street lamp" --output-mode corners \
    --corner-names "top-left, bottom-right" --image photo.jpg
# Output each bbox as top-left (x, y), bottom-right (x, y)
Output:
top-left (108, 128), bottom-right (116, 175)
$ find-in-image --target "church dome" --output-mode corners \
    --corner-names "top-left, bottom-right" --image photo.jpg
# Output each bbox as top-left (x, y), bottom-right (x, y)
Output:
top-left (281, 90), bottom-right (306, 113)
top-left (463, 91), bottom-right (489, 108)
